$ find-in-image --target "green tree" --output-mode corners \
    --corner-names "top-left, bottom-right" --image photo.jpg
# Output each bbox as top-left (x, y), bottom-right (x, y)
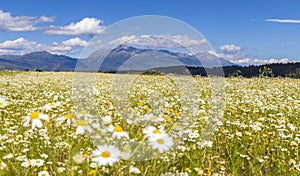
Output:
top-left (259, 65), bottom-right (274, 78)
top-left (229, 69), bottom-right (242, 77)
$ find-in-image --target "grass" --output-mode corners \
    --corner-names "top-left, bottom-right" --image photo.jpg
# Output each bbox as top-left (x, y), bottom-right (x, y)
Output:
top-left (0, 72), bottom-right (299, 176)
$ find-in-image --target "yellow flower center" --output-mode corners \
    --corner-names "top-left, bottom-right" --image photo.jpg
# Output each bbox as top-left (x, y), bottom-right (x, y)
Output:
top-left (150, 116), bottom-right (157, 121)
top-left (30, 112), bottom-right (39, 120)
top-left (113, 125), bottom-right (123, 132)
top-left (144, 106), bottom-right (150, 111)
top-left (123, 144), bottom-right (131, 152)
top-left (79, 111), bottom-right (87, 115)
top-left (100, 151), bottom-right (111, 158)
top-left (152, 129), bottom-right (161, 134)
top-left (77, 120), bottom-right (87, 126)
top-left (41, 174), bottom-right (46, 176)
top-left (89, 170), bottom-right (96, 175)
top-left (49, 103), bottom-right (56, 107)
top-left (122, 107), bottom-right (128, 112)
top-left (0, 102), bottom-right (3, 106)
top-left (64, 114), bottom-right (73, 119)
top-left (156, 138), bottom-right (165, 144)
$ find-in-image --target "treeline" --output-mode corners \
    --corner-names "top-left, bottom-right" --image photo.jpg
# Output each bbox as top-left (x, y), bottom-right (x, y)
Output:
top-left (149, 62), bottom-right (300, 78)
top-left (6, 62), bottom-right (300, 78)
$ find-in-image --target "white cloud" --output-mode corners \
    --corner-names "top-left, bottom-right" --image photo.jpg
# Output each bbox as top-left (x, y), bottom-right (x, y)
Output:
top-left (208, 50), bottom-right (220, 57)
top-left (0, 10), bottom-right (54, 32)
top-left (44, 17), bottom-right (105, 36)
top-left (109, 34), bottom-right (207, 49)
top-left (61, 37), bottom-right (88, 47)
top-left (0, 37), bottom-right (88, 55)
top-left (0, 38), bottom-right (36, 50)
top-left (37, 16), bottom-right (55, 23)
top-left (253, 58), bottom-right (290, 65)
top-left (216, 44), bottom-right (293, 65)
top-left (234, 58), bottom-right (251, 64)
top-left (216, 44), bottom-right (248, 64)
top-left (266, 19), bottom-right (300, 24)
top-left (35, 44), bottom-right (73, 54)
top-left (219, 44), bottom-right (241, 54)
top-left (0, 49), bottom-right (16, 55)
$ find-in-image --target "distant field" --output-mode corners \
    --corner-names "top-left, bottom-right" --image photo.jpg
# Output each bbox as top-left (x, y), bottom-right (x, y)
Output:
top-left (0, 72), bottom-right (299, 175)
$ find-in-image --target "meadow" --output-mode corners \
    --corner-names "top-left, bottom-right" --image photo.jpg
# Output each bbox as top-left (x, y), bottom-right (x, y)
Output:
top-left (0, 71), bottom-right (299, 176)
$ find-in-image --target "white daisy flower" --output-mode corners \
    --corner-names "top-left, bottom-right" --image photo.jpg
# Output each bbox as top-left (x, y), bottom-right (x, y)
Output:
top-left (142, 113), bottom-right (164, 122)
top-left (42, 102), bottom-right (61, 111)
top-left (102, 115), bottom-right (112, 125)
top-left (0, 161), bottom-right (7, 170)
top-left (75, 120), bottom-right (92, 135)
top-left (200, 140), bottom-right (213, 148)
top-left (91, 122), bottom-right (100, 129)
top-left (108, 125), bottom-right (129, 139)
top-left (91, 145), bottom-right (121, 166)
top-left (148, 134), bottom-right (173, 153)
top-left (129, 166), bottom-right (141, 174)
top-left (57, 167), bottom-right (66, 173)
top-left (3, 153), bottom-right (13, 159)
top-left (38, 170), bottom-right (50, 176)
top-left (89, 162), bottom-right (97, 168)
top-left (56, 114), bottom-right (75, 126)
top-left (40, 154), bottom-right (48, 159)
top-left (23, 112), bottom-right (49, 129)
top-left (21, 159), bottom-right (36, 167)
top-left (76, 111), bottom-right (93, 119)
top-left (21, 161), bottom-right (30, 168)
top-left (16, 155), bottom-right (27, 162)
top-left (72, 153), bottom-right (85, 164)
top-left (143, 126), bottom-right (166, 138)
top-left (120, 151), bottom-right (131, 160)
top-left (0, 97), bottom-right (8, 108)
top-left (34, 159), bottom-right (44, 167)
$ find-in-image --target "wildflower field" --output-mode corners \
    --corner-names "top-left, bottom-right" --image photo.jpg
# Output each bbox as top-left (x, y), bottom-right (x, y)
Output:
top-left (0, 71), bottom-right (299, 176)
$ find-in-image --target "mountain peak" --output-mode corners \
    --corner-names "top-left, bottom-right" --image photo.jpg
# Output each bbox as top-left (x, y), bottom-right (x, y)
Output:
top-left (27, 51), bottom-right (52, 56)
top-left (112, 44), bottom-right (137, 52)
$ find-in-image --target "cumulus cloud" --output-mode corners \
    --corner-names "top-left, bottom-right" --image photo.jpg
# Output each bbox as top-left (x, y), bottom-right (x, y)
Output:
top-left (234, 58), bottom-right (251, 64)
top-left (61, 37), bottom-right (88, 47)
top-left (0, 38), bottom-right (36, 50)
top-left (219, 44), bottom-right (241, 54)
top-left (253, 58), bottom-right (290, 65)
top-left (37, 44), bottom-right (73, 54)
top-left (215, 44), bottom-right (294, 65)
top-left (0, 10), bottom-right (54, 32)
top-left (44, 17), bottom-right (105, 36)
top-left (0, 37), bottom-right (88, 55)
top-left (218, 44), bottom-right (291, 65)
top-left (215, 44), bottom-right (248, 64)
top-left (109, 34), bottom-right (207, 49)
top-left (266, 19), bottom-right (300, 24)
top-left (37, 16), bottom-right (55, 23)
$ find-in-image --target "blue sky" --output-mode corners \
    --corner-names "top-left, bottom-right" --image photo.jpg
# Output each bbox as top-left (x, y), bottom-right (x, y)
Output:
top-left (0, 0), bottom-right (300, 65)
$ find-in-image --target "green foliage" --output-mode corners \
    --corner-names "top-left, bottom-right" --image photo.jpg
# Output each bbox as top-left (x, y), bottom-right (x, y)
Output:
top-left (229, 69), bottom-right (242, 77)
top-left (259, 65), bottom-right (274, 78)
top-left (142, 69), bottom-right (164, 75)
top-left (288, 68), bottom-right (300, 78)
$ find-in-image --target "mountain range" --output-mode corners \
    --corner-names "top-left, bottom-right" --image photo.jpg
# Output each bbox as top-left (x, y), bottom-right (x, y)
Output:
top-left (0, 51), bottom-right (77, 71)
top-left (0, 45), bottom-right (235, 71)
